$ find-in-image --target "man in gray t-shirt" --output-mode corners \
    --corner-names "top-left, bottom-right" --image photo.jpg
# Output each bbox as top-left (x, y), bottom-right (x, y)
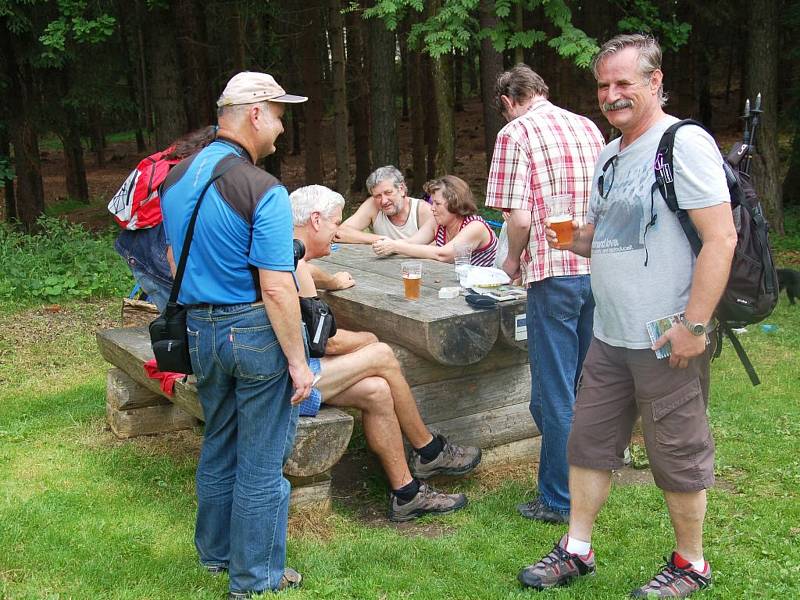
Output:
top-left (517, 34), bottom-right (737, 599)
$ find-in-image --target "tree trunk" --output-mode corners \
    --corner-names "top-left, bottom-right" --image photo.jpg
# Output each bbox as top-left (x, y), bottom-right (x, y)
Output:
top-left (408, 45), bottom-right (427, 195)
top-left (422, 54), bottom-right (438, 179)
top-left (174, 0), bottom-right (214, 131)
top-left (328, 0), bottom-right (350, 196)
top-left (1, 35), bottom-right (44, 229)
top-left (479, 0), bottom-right (506, 171)
top-left (301, 1), bottom-right (325, 184)
top-left (514, 2), bottom-right (524, 64)
top-left (346, 11), bottom-right (371, 194)
top-left (369, 15), bottom-right (398, 168)
top-left (117, 0), bottom-right (147, 151)
top-left (399, 24), bottom-right (410, 121)
top-left (230, 2), bottom-right (247, 72)
top-left (147, 2), bottom-right (189, 149)
top-left (1, 130), bottom-right (16, 222)
top-left (783, 130), bottom-right (800, 206)
top-left (746, 0), bottom-right (783, 234)
top-left (454, 52), bottom-right (465, 112)
top-left (432, 50), bottom-right (455, 175)
top-left (54, 69), bottom-right (89, 202)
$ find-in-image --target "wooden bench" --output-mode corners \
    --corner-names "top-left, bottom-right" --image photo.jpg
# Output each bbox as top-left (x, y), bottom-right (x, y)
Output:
top-left (96, 327), bottom-right (354, 509)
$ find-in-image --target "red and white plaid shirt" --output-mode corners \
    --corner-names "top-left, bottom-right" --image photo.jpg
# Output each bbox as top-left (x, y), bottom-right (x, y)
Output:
top-left (486, 99), bottom-right (605, 284)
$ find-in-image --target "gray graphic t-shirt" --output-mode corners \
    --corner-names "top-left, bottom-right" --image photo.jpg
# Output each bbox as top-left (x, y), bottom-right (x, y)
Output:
top-left (587, 116), bottom-right (729, 348)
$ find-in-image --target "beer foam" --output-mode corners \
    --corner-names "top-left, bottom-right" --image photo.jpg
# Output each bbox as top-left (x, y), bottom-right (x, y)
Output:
top-left (549, 214), bottom-right (572, 223)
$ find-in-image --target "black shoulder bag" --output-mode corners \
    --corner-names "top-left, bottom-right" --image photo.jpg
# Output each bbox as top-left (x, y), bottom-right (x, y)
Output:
top-left (149, 158), bottom-right (238, 374)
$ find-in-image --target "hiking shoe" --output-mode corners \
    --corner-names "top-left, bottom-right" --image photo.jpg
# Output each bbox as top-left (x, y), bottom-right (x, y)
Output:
top-left (409, 434), bottom-right (482, 479)
top-left (227, 568), bottom-right (302, 598)
top-left (630, 553), bottom-right (711, 598)
top-left (388, 482), bottom-right (467, 522)
top-left (518, 536), bottom-right (595, 590)
top-left (517, 497), bottom-right (569, 523)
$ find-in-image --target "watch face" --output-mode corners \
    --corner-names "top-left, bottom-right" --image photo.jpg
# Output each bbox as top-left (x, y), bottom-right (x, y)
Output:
top-left (692, 324), bottom-right (705, 335)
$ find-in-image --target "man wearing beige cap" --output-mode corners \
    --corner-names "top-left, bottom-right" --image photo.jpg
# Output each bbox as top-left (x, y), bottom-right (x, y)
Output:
top-left (160, 71), bottom-right (310, 598)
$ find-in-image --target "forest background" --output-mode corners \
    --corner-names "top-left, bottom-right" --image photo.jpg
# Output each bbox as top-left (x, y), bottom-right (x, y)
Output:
top-left (1, 0), bottom-right (799, 237)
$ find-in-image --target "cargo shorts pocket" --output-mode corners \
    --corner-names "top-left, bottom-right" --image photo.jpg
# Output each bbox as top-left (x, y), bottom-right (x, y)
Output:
top-left (652, 378), bottom-right (710, 457)
top-left (231, 325), bottom-right (286, 381)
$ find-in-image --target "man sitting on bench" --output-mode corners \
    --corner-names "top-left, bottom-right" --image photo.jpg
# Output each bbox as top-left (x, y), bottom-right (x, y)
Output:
top-left (291, 184), bottom-right (482, 522)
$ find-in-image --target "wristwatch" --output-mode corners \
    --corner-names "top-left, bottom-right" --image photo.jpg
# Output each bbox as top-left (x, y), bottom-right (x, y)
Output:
top-left (680, 316), bottom-right (713, 336)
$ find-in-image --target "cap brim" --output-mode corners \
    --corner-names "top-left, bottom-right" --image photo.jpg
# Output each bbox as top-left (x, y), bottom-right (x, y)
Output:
top-left (270, 93), bottom-right (308, 104)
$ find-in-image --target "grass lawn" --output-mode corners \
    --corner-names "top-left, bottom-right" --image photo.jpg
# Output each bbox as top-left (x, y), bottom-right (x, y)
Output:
top-left (0, 290), bottom-right (799, 599)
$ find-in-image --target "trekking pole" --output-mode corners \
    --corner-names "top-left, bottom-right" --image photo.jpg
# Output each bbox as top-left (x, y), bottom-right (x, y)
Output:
top-left (744, 93), bottom-right (764, 176)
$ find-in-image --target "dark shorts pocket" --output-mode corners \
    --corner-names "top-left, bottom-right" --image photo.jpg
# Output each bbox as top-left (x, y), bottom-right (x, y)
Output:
top-left (652, 378), bottom-right (710, 457)
top-left (186, 328), bottom-right (204, 380)
top-left (231, 325), bottom-right (285, 381)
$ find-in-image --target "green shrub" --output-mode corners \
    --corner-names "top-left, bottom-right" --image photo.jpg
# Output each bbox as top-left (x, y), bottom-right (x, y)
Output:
top-left (0, 216), bottom-right (132, 305)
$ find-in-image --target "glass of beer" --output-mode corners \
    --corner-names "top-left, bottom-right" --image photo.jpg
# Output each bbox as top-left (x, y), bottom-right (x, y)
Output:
top-left (401, 261), bottom-right (422, 300)
top-left (545, 194), bottom-right (575, 248)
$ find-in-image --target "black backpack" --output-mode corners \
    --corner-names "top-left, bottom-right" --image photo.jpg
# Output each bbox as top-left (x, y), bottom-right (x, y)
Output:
top-left (654, 119), bottom-right (779, 386)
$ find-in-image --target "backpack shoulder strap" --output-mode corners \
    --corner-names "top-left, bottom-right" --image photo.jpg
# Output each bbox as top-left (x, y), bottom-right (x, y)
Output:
top-left (654, 119), bottom-right (708, 256)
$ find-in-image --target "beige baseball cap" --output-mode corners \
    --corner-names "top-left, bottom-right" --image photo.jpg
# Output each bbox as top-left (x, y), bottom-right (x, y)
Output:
top-left (216, 71), bottom-right (307, 107)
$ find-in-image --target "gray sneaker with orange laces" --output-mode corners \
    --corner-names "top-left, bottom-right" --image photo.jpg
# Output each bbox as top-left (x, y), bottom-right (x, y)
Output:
top-left (388, 482), bottom-right (467, 522)
top-left (630, 553), bottom-right (712, 598)
top-left (518, 536), bottom-right (596, 590)
top-left (409, 434), bottom-right (482, 479)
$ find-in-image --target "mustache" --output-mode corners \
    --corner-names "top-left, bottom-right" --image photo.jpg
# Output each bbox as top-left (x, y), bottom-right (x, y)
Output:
top-left (602, 99), bottom-right (633, 112)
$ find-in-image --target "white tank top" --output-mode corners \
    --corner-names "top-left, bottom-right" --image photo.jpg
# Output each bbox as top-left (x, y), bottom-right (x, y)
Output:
top-left (373, 197), bottom-right (422, 240)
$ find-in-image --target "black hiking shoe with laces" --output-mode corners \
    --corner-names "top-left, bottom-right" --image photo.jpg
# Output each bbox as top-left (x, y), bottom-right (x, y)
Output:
top-left (630, 553), bottom-right (712, 598)
top-left (409, 433), bottom-right (482, 479)
top-left (518, 536), bottom-right (596, 590)
top-left (388, 482), bottom-right (468, 522)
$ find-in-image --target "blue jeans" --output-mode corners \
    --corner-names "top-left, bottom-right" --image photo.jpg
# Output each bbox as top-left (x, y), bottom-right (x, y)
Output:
top-left (130, 264), bottom-right (171, 313)
top-left (187, 304), bottom-right (300, 594)
top-left (527, 275), bottom-right (594, 513)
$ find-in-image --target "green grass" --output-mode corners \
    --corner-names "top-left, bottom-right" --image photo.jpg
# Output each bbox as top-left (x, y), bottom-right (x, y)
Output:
top-left (1, 279), bottom-right (800, 598)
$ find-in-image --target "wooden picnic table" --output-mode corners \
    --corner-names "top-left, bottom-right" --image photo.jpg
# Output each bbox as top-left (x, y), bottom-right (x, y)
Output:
top-left (316, 244), bottom-right (528, 366)
top-left (315, 244), bottom-right (538, 458)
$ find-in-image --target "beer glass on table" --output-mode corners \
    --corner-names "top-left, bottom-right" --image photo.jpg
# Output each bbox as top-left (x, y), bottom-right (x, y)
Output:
top-left (401, 261), bottom-right (422, 300)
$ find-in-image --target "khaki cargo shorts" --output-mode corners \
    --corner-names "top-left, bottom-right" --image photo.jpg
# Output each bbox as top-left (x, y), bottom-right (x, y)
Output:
top-left (567, 337), bottom-right (715, 492)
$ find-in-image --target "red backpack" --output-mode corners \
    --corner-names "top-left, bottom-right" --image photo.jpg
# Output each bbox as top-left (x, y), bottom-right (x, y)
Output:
top-left (108, 147), bottom-right (180, 230)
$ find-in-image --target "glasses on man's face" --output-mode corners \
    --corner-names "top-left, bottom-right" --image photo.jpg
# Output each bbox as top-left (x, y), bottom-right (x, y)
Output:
top-left (597, 154), bottom-right (618, 199)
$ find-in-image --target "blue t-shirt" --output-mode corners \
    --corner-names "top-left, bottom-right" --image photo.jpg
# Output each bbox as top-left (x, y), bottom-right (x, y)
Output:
top-left (161, 139), bottom-right (294, 305)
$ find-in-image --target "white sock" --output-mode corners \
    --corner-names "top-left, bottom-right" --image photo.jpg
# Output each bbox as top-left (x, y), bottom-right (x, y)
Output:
top-left (565, 535), bottom-right (591, 556)
top-left (690, 558), bottom-right (706, 572)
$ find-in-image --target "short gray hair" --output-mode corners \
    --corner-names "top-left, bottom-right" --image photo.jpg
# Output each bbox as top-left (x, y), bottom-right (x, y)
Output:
top-left (365, 165), bottom-right (405, 195)
top-left (592, 33), bottom-right (667, 107)
top-left (290, 185), bottom-right (345, 226)
top-left (216, 100), bottom-right (269, 120)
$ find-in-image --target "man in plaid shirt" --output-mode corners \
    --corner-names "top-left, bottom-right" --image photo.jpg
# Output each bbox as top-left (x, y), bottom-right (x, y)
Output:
top-left (486, 64), bottom-right (604, 524)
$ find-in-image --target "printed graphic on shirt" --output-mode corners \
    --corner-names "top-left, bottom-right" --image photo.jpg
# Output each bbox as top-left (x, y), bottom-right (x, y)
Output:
top-left (591, 161), bottom-right (651, 255)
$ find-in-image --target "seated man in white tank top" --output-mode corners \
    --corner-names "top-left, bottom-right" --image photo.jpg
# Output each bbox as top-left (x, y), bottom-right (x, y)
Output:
top-left (335, 165), bottom-right (434, 243)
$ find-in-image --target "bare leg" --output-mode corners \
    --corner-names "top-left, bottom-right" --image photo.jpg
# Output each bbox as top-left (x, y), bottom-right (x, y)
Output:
top-left (323, 375), bottom-right (413, 490)
top-left (318, 342), bottom-right (432, 448)
top-left (567, 465), bottom-right (612, 543)
top-left (664, 489), bottom-right (706, 562)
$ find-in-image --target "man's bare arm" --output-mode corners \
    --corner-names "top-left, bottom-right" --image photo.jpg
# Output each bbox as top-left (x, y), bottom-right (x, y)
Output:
top-left (683, 203), bottom-right (737, 325)
top-left (652, 203), bottom-right (737, 368)
top-left (259, 268), bottom-right (314, 404)
top-left (500, 209), bottom-right (532, 280)
top-left (335, 199), bottom-right (381, 244)
top-left (307, 262), bottom-right (355, 291)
